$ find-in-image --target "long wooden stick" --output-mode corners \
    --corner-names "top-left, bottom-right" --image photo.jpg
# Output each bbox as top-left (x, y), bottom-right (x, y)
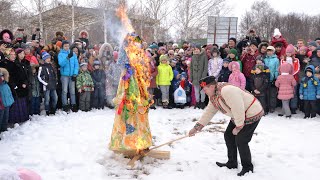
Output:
top-left (127, 134), bottom-right (190, 167)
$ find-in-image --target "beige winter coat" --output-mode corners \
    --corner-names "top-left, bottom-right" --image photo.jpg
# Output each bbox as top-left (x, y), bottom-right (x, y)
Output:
top-left (198, 83), bottom-right (264, 128)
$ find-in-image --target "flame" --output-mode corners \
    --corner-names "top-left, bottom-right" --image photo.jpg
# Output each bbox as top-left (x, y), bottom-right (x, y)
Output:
top-left (116, 5), bottom-right (135, 33)
top-left (114, 5), bottom-right (153, 151)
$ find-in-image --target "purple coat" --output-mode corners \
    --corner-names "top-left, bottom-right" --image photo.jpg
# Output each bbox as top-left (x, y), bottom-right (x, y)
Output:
top-left (275, 63), bottom-right (297, 100)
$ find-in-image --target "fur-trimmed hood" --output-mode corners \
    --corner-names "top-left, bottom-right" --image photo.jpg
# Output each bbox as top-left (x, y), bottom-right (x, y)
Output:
top-left (0, 29), bottom-right (14, 42)
top-left (98, 43), bottom-right (114, 60)
top-left (56, 31), bottom-right (64, 37)
top-left (0, 67), bottom-right (9, 82)
top-left (79, 30), bottom-right (89, 38)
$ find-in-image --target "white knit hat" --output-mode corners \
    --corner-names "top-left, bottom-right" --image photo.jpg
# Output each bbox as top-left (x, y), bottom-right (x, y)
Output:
top-left (178, 49), bottom-right (184, 54)
top-left (273, 28), bottom-right (281, 37)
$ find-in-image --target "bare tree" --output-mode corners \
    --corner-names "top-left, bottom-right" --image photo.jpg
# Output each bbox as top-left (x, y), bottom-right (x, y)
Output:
top-left (174, 0), bottom-right (227, 40)
top-left (142, 0), bottom-right (176, 42)
top-left (240, 0), bottom-right (320, 43)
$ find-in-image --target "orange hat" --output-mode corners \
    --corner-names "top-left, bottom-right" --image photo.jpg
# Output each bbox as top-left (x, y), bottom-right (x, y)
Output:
top-left (56, 41), bottom-right (62, 48)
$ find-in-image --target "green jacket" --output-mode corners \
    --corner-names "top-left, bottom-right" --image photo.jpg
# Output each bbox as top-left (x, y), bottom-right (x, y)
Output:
top-left (76, 71), bottom-right (94, 92)
top-left (156, 62), bottom-right (173, 86)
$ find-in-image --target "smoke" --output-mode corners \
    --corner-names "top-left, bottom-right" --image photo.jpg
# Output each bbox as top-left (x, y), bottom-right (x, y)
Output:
top-left (105, 5), bottom-right (135, 48)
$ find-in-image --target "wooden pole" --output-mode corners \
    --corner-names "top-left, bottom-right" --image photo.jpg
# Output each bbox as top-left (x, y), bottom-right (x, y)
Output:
top-left (127, 135), bottom-right (189, 167)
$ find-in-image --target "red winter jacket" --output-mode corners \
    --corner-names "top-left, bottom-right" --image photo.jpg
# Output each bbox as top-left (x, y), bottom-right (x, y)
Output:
top-left (271, 36), bottom-right (288, 60)
top-left (241, 51), bottom-right (258, 78)
top-left (280, 57), bottom-right (300, 82)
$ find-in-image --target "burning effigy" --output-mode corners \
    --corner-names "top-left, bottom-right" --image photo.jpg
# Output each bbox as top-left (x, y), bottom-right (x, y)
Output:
top-left (109, 6), bottom-right (153, 155)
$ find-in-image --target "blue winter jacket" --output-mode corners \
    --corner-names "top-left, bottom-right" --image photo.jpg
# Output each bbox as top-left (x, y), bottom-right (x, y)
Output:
top-left (171, 69), bottom-right (180, 92)
top-left (299, 65), bottom-right (320, 100)
top-left (58, 49), bottom-right (79, 77)
top-left (0, 81), bottom-right (14, 107)
top-left (263, 54), bottom-right (279, 82)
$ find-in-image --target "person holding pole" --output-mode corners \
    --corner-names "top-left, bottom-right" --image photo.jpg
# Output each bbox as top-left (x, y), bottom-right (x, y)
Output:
top-left (188, 76), bottom-right (264, 176)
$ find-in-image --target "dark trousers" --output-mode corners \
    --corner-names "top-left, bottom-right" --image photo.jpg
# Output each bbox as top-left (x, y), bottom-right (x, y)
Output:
top-left (256, 96), bottom-right (266, 113)
top-left (266, 85), bottom-right (277, 111)
top-left (92, 87), bottom-right (105, 109)
top-left (30, 96), bottom-right (40, 115)
top-left (304, 100), bottom-right (317, 117)
top-left (224, 120), bottom-right (260, 170)
top-left (79, 91), bottom-right (91, 111)
top-left (245, 77), bottom-right (252, 92)
top-left (0, 107), bottom-right (10, 133)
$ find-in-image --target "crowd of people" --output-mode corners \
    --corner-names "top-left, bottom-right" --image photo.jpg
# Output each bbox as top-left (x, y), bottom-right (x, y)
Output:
top-left (0, 27), bottom-right (319, 135)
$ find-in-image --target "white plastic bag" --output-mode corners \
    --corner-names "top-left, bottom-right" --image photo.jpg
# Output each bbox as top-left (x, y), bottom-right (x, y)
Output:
top-left (174, 85), bottom-right (187, 104)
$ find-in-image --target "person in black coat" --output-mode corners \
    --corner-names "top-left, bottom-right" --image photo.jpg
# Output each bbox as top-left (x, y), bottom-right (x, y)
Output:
top-left (218, 59), bottom-right (232, 82)
top-left (38, 52), bottom-right (58, 115)
top-left (9, 48), bottom-right (31, 123)
top-left (251, 64), bottom-right (269, 114)
top-left (91, 59), bottom-right (106, 109)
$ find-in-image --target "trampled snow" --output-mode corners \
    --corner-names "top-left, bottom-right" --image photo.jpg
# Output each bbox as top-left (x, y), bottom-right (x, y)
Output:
top-left (0, 108), bottom-right (319, 180)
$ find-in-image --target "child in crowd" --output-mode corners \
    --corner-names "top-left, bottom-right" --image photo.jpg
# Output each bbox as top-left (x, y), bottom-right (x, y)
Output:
top-left (38, 52), bottom-right (58, 115)
top-left (208, 48), bottom-right (223, 79)
top-left (271, 28), bottom-right (288, 60)
top-left (218, 59), bottom-right (231, 82)
top-left (299, 65), bottom-right (320, 118)
top-left (76, 63), bottom-right (94, 112)
top-left (264, 46), bottom-right (280, 113)
top-left (156, 55), bottom-right (173, 109)
top-left (228, 48), bottom-right (242, 71)
top-left (0, 68), bottom-right (14, 133)
top-left (281, 44), bottom-right (300, 114)
top-left (30, 64), bottom-right (41, 115)
top-left (251, 65), bottom-right (269, 114)
top-left (275, 63), bottom-right (297, 118)
top-left (174, 72), bottom-right (191, 108)
top-left (228, 61), bottom-right (246, 90)
top-left (91, 59), bottom-right (106, 109)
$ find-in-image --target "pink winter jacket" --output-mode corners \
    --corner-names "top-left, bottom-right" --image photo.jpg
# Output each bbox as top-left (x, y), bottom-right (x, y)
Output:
top-left (228, 61), bottom-right (246, 90)
top-left (275, 63), bottom-right (297, 100)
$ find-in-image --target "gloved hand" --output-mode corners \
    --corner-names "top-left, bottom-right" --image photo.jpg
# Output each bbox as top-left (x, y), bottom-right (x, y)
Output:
top-left (72, 75), bottom-right (77, 81)
top-left (67, 51), bottom-right (73, 59)
top-left (299, 95), bottom-right (303, 100)
top-left (316, 95), bottom-right (320, 99)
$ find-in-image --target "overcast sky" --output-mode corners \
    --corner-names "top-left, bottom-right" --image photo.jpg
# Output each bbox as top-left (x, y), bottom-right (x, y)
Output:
top-left (227, 0), bottom-right (320, 18)
top-left (128, 0), bottom-right (319, 18)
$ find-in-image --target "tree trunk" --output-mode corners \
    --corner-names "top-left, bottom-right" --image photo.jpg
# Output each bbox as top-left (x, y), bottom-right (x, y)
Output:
top-left (71, 0), bottom-right (75, 42)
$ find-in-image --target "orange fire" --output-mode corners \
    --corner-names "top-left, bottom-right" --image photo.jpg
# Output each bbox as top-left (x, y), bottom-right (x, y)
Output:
top-left (116, 5), bottom-right (135, 33)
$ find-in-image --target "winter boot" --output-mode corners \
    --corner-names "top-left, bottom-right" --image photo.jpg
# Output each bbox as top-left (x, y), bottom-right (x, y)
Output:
top-left (200, 102), bottom-right (206, 109)
top-left (303, 115), bottom-right (309, 119)
top-left (311, 114), bottom-right (316, 118)
top-left (162, 101), bottom-right (168, 109)
top-left (71, 105), bottom-right (78, 112)
top-left (63, 105), bottom-right (70, 112)
top-left (150, 106), bottom-right (156, 110)
top-left (216, 162), bottom-right (238, 169)
top-left (46, 111), bottom-right (50, 116)
top-left (237, 168), bottom-right (253, 176)
top-left (278, 114), bottom-right (284, 117)
top-left (286, 115), bottom-right (291, 118)
top-left (291, 108), bottom-right (297, 114)
top-left (194, 102), bottom-right (200, 109)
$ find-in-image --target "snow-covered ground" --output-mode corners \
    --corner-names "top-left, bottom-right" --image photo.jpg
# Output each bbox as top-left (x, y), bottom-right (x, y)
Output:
top-left (0, 108), bottom-right (319, 180)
